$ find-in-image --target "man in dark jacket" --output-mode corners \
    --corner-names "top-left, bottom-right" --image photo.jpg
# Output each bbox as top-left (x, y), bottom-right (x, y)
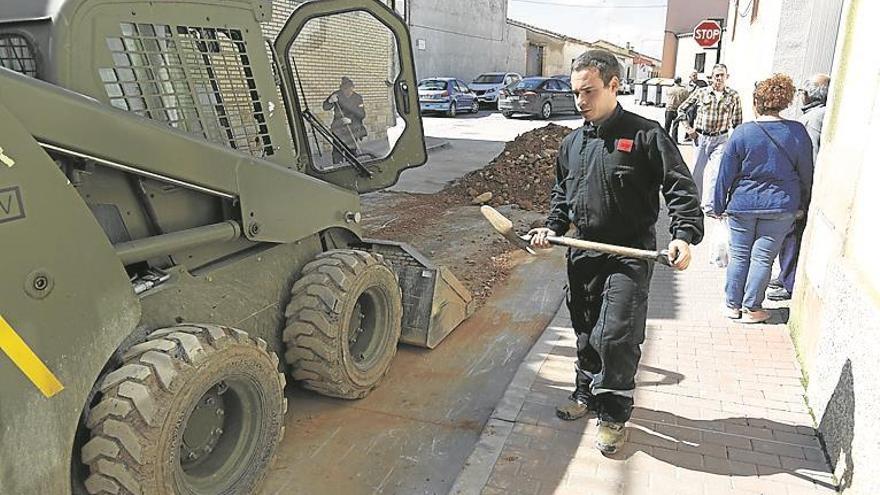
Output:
top-left (529, 49), bottom-right (704, 455)
top-left (322, 76), bottom-right (367, 164)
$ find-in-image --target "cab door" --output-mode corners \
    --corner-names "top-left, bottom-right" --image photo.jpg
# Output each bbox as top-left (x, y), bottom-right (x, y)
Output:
top-left (274, 0), bottom-right (426, 193)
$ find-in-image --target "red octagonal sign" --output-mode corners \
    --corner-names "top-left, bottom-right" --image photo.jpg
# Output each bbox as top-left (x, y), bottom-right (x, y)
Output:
top-left (693, 19), bottom-right (722, 48)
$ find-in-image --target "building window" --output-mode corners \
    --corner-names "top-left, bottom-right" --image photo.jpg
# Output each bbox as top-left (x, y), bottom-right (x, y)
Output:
top-left (694, 53), bottom-right (706, 73)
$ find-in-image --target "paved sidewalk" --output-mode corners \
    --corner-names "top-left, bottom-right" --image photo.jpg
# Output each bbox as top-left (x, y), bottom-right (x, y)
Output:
top-left (451, 219), bottom-right (837, 495)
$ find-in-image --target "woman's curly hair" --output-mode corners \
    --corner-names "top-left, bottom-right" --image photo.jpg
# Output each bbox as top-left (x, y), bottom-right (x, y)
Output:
top-left (754, 73), bottom-right (796, 115)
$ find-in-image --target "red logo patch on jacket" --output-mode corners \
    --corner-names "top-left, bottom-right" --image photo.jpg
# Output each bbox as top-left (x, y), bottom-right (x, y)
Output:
top-left (616, 138), bottom-right (634, 153)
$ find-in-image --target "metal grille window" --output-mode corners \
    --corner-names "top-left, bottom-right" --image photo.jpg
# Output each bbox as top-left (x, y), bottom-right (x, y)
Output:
top-left (100, 23), bottom-right (274, 157)
top-left (0, 34), bottom-right (38, 77)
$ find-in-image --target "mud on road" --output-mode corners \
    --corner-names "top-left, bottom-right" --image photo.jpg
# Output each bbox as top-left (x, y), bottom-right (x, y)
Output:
top-left (361, 123), bottom-right (574, 307)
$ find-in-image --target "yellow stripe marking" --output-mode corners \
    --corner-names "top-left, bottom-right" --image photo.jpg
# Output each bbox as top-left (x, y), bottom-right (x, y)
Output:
top-left (0, 314), bottom-right (64, 397)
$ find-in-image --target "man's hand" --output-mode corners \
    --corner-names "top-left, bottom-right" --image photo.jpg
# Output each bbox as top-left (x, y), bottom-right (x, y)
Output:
top-left (667, 239), bottom-right (692, 270)
top-left (684, 126), bottom-right (696, 139)
top-left (328, 94), bottom-right (338, 104)
top-left (341, 117), bottom-right (352, 125)
top-left (528, 227), bottom-right (554, 249)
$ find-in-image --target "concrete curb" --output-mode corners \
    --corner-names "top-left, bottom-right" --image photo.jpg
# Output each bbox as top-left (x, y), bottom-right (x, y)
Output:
top-left (449, 301), bottom-right (570, 495)
top-left (425, 137), bottom-right (450, 153)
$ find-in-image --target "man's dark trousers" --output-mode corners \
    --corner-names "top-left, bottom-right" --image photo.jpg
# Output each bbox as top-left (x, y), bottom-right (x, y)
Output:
top-left (779, 219), bottom-right (806, 293)
top-left (567, 252), bottom-right (653, 423)
top-left (664, 111), bottom-right (679, 142)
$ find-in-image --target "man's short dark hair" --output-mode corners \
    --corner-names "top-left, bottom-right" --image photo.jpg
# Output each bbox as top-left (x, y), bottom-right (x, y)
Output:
top-left (711, 63), bottom-right (728, 74)
top-left (571, 49), bottom-right (621, 87)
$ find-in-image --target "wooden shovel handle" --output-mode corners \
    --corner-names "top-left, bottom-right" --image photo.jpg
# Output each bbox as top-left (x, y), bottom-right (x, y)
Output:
top-left (545, 235), bottom-right (671, 266)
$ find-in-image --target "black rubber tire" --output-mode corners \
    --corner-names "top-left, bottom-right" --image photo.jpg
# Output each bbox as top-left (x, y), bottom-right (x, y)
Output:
top-left (502, 112), bottom-right (514, 119)
top-left (283, 250), bottom-right (403, 399)
top-left (81, 325), bottom-right (286, 495)
top-left (447, 102), bottom-right (457, 118)
top-left (471, 100), bottom-right (480, 113)
top-left (541, 102), bottom-right (552, 120)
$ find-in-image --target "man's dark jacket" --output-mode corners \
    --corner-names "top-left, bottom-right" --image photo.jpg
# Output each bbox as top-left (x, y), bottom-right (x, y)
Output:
top-left (546, 104), bottom-right (704, 255)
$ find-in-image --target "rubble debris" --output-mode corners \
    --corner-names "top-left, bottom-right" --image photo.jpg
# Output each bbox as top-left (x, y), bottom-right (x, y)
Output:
top-left (443, 123), bottom-right (573, 212)
top-left (363, 124), bottom-right (573, 308)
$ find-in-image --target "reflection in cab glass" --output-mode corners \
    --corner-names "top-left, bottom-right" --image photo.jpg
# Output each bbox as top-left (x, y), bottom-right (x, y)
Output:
top-left (289, 11), bottom-right (406, 171)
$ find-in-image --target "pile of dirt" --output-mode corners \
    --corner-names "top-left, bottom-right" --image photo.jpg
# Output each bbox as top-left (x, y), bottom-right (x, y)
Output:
top-left (363, 124), bottom-right (571, 308)
top-left (442, 123), bottom-right (573, 212)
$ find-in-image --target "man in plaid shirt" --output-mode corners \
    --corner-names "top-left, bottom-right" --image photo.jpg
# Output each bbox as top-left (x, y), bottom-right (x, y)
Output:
top-left (677, 64), bottom-right (742, 211)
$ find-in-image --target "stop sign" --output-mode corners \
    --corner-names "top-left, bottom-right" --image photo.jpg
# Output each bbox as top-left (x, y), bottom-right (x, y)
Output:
top-left (693, 19), bottom-right (723, 48)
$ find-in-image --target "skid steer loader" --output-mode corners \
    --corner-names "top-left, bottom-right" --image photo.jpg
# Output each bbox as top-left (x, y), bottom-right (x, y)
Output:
top-left (0, 0), bottom-right (474, 493)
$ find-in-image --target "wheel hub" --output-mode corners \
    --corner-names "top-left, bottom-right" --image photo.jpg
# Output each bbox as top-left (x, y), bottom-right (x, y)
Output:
top-left (180, 381), bottom-right (227, 465)
top-left (347, 291), bottom-right (382, 368)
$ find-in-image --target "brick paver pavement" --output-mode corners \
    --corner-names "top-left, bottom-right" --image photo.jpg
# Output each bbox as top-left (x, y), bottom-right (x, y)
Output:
top-left (451, 216), bottom-right (838, 495)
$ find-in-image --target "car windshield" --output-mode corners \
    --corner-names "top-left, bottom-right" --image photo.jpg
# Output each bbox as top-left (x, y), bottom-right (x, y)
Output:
top-left (513, 79), bottom-right (543, 90)
top-left (419, 80), bottom-right (448, 91)
top-left (473, 74), bottom-right (504, 84)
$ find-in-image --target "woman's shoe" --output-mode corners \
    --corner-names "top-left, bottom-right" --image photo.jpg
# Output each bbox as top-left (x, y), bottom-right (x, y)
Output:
top-left (723, 305), bottom-right (742, 319)
top-left (740, 309), bottom-right (770, 324)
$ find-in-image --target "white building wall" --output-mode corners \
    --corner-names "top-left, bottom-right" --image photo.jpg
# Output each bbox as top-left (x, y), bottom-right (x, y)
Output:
top-left (674, 34), bottom-right (716, 79)
top-left (720, 0), bottom-right (785, 120)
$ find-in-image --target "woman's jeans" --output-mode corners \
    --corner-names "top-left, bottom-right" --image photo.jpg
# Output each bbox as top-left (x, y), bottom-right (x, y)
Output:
top-left (725, 213), bottom-right (796, 311)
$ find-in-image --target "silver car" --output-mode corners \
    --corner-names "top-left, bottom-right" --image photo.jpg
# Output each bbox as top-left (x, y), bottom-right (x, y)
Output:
top-left (498, 77), bottom-right (578, 119)
top-left (470, 72), bottom-right (522, 107)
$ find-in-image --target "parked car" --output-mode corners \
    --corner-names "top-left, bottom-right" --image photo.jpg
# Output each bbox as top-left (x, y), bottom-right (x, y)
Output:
top-left (470, 72), bottom-right (522, 107)
top-left (498, 77), bottom-right (578, 119)
top-left (418, 78), bottom-right (480, 117)
top-left (550, 74), bottom-right (571, 86)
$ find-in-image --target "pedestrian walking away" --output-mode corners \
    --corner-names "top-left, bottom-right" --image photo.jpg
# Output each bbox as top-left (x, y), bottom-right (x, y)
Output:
top-left (528, 49), bottom-right (704, 455)
top-left (664, 76), bottom-right (689, 143)
top-left (678, 64), bottom-right (743, 212)
top-left (769, 73), bottom-right (829, 301)
top-left (683, 71), bottom-right (708, 139)
top-left (713, 74), bottom-right (813, 323)
top-left (322, 76), bottom-right (368, 164)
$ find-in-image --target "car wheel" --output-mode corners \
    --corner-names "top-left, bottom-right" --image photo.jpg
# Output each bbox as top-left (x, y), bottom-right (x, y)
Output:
top-left (502, 112), bottom-right (513, 119)
top-left (447, 102), bottom-right (457, 118)
top-left (471, 100), bottom-right (479, 113)
top-left (541, 102), bottom-right (552, 120)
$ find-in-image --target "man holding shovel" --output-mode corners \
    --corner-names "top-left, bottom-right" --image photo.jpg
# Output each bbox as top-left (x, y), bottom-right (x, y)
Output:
top-left (528, 50), bottom-right (704, 454)
top-left (323, 76), bottom-right (367, 164)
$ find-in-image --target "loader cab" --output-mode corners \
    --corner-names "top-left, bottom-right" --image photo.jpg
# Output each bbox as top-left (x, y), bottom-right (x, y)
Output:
top-left (0, 0), bottom-right (425, 194)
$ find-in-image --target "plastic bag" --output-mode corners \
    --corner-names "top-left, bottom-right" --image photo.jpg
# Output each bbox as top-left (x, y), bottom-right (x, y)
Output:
top-left (709, 217), bottom-right (729, 268)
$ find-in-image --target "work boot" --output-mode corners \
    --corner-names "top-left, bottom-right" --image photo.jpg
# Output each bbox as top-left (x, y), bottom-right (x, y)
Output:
top-left (556, 366), bottom-right (598, 421)
top-left (596, 420), bottom-right (625, 455)
top-left (556, 395), bottom-right (596, 421)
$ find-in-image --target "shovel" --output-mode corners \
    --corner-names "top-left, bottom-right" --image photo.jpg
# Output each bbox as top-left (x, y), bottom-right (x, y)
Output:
top-left (480, 205), bottom-right (672, 266)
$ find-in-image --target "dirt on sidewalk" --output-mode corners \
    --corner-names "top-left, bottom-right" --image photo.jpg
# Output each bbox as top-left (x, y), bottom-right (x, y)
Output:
top-left (361, 124), bottom-right (573, 307)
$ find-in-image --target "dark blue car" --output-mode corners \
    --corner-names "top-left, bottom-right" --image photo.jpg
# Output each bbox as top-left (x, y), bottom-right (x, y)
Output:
top-left (417, 77), bottom-right (480, 117)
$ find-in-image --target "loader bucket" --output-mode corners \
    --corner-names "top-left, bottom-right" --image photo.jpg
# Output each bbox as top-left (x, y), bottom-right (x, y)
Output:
top-left (362, 240), bottom-right (475, 348)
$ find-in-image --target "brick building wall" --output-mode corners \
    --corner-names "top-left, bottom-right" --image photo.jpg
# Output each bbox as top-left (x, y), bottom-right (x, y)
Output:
top-left (263, 1), bottom-right (398, 161)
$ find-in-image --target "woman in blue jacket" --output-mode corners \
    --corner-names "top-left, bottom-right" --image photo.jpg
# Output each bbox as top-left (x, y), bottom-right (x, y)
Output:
top-left (713, 74), bottom-right (814, 323)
